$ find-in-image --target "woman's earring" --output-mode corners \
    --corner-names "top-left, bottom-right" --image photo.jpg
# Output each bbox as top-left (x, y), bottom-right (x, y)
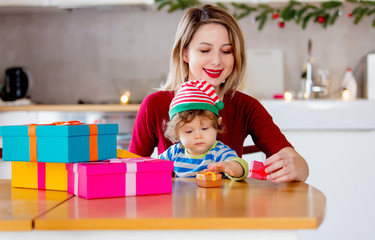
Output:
top-left (222, 79), bottom-right (226, 84)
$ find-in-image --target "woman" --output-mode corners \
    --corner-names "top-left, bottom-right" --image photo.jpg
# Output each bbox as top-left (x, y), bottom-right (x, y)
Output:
top-left (129, 4), bottom-right (309, 182)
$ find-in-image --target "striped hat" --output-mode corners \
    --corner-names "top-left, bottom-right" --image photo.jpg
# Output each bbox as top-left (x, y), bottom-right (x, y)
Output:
top-left (169, 79), bottom-right (224, 119)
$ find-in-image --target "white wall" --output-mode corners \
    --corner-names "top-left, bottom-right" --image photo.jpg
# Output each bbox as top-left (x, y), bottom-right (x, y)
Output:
top-left (0, 4), bottom-right (374, 104)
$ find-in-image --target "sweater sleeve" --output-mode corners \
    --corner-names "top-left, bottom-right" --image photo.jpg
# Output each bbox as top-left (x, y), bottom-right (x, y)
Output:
top-left (214, 142), bottom-right (248, 181)
top-left (158, 144), bottom-right (176, 161)
top-left (246, 98), bottom-right (293, 157)
top-left (129, 91), bottom-right (174, 157)
top-left (219, 92), bottom-right (293, 158)
top-left (128, 94), bottom-right (157, 157)
top-left (225, 157), bottom-right (249, 181)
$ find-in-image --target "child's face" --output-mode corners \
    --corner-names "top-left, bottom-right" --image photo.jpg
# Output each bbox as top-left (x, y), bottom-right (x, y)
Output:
top-left (177, 116), bottom-right (218, 156)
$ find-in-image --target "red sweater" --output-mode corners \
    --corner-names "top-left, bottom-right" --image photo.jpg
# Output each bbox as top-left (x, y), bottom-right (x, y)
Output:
top-left (129, 90), bottom-right (292, 158)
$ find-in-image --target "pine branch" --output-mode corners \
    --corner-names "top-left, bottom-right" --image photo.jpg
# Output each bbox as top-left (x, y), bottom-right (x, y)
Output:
top-left (155, 0), bottom-right (375, 30)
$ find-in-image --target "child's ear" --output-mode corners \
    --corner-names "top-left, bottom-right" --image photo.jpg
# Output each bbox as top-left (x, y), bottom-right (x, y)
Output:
top-left (218, 117), bottom-right (222, 125)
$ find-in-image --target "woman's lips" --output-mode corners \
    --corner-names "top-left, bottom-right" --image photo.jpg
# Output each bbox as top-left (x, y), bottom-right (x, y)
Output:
top-left (204, 68), bottom-right (223, 78)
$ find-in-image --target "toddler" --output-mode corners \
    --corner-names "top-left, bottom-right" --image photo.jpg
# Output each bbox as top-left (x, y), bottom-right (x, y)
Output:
top-left (159, 79), bottom-right (248, 180)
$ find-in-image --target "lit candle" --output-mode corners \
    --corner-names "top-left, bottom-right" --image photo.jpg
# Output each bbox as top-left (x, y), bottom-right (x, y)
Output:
top-left (283, 91), bottom-right (293, 101)
top-left (120, 91), bottom-right (131, 104)
top-left (341, 89), bottom-right (350, 100)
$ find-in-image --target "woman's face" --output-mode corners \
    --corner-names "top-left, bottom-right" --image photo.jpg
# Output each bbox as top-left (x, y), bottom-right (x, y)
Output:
top-left (183, 23), bottom-right (234, 89)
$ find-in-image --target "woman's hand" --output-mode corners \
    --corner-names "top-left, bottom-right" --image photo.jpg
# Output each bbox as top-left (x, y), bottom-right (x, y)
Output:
top-left (206, 160), bottom-right (244, 178)
top-left (263, 147), bottom-right (309, 182)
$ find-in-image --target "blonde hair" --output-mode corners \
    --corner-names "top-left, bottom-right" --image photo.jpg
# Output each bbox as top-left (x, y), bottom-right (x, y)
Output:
top-left (162, 4), bottom-right (246, 94)
top-left (164, 110), bottom-right (223, 143)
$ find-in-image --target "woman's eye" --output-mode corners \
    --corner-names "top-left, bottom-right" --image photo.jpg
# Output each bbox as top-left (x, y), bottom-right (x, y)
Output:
top-left (200, 50), bottom-right (210, 53)
top-left (202, 128), bottom-right (208, 131)
top-left (185, 130), bottom-right (193, 134)
top-left (222, 50), bottom-right (232, 54)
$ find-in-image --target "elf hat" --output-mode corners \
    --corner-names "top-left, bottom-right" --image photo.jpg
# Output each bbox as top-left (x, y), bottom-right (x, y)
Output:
top-left (169, 79), bottom-right (224, 119)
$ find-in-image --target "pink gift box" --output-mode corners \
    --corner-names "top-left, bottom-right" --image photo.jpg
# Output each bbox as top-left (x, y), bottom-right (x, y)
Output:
top-left (66, 158), bottom-right (174, 199)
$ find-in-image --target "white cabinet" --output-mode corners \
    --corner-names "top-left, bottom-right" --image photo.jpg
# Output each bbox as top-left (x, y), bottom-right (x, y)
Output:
top-left (286, 130), bottom-right (375, 240)
top-left (0, 0), bottom-right (49, 6)
top-left (0, 111), bottom-right (38, 126)
top-left (261, 99), bottom-right (375, 240)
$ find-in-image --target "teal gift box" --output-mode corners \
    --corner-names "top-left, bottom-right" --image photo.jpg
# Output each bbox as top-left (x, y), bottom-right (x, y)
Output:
top-left (0, 123), bottom-right (118, 163)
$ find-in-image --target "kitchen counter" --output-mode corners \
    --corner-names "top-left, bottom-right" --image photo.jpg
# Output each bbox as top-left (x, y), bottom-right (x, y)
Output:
top-left (0, 178), bottom-right (326, 240)
top-left (262, 99), bottom-right (375, 130)
top-left (0, 104), bottom-right (141, 112)
top-left (2, 99), bottom-right (375, 130)
top-left (1, 99), bottom-right (375, 130)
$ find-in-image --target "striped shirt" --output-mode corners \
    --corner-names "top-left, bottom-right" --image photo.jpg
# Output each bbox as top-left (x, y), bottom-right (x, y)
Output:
top-left (159, 141), bottom-right (238, 178)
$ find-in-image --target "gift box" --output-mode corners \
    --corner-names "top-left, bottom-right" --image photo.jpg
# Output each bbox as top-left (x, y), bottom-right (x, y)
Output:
top-left (12, 161), bottom-right (68, 191)
top-left (66, 158), bottom-right (174, 199)
top-left (67, 193), bottom-right (173, 219)
top-left (196, 172), bottom-right (222, 188)
top-left (0, 123), bottom-right (118, 163)
top-left (117, 148), bottom-right (141, 158)
top-left (249, 160), bottom-right (267, 180)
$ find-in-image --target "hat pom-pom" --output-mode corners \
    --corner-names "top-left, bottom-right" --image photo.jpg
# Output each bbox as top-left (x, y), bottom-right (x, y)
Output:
top-left (216, 100), bottom-right (224, 110)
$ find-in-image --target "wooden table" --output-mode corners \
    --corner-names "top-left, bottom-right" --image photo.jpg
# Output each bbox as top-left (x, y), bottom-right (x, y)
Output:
top-left (1, 178), bottom-right (326, 240)
top-left (35, 178), bottom-right (326, 230)
top-left (0, 179), bottom-right (72, 231)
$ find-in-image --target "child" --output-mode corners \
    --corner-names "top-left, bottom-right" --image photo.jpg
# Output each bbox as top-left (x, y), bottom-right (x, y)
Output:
top-left (159, 79), bottom-right (249, 180)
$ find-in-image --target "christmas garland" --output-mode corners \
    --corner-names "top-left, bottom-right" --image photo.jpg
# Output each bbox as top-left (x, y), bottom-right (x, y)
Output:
top-left (155, 0), bottom-right (375, 30)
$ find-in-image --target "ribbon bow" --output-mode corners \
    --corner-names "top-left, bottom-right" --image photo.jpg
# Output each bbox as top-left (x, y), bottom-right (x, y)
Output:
top-left (108, 157), bottom-right (154, 163)
top-left (27, 120), bottom-right (100, 162)
top-left (50, 120), bottom-right (82, 125)
top-left (199, 171), bottom-right (219, 181)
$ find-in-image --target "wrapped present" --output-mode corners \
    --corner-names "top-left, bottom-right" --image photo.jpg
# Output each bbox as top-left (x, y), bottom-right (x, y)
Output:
top-left (11, 161), bottom-right (68, 191)
top-left (66, 158), bottom-right (174, 199)
top-left (196, 172), bottom-right (222, 188)
top-left (117, 149), bottom-right (141, 158)
top-left (0, 122), bottom-right (118, 163)
top-left (67, 192), bottom-right (173, 219)
top-left (249, 160), bottom-right (267, 180)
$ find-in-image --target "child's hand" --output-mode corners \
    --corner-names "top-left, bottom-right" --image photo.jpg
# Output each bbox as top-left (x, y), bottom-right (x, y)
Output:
top-left (206, 160), bottom-right (244, 178)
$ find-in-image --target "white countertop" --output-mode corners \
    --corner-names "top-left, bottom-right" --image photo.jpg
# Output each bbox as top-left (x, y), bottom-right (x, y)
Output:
top-left (0, 100), bottom-right (374, 131)
top-left (261, 99), bottom-right (375, 130)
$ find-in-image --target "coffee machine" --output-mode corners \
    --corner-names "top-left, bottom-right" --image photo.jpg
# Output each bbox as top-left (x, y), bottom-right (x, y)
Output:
top-left (0, 67), bottom-right (31, 101)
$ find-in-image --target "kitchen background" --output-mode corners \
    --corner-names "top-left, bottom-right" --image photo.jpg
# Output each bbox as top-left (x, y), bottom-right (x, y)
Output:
top-left (0, 3), bottom-right (374, 104)
top-left (1, 3), bottom-right (375, 240)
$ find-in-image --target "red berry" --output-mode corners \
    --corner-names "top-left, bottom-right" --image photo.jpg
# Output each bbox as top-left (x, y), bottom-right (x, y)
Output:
top-left (348, 13), bottom-right (353, 18)
top-left (278, 22), bottom-right (285, 28)
top-left (318, 16), bottom-right (325, 23)
top-left (273, 13), bottom-right (279, 19)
